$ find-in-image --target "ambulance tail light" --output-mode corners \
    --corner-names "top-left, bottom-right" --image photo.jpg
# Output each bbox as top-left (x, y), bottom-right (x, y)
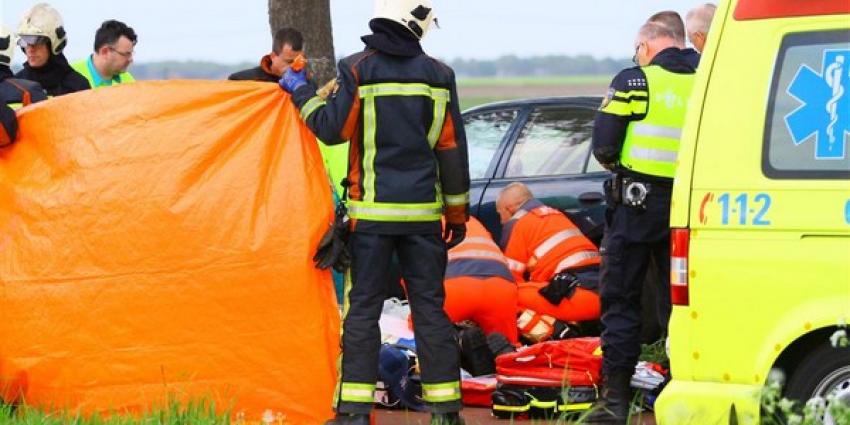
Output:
top-left (670, 228), bottom-right (690, 306)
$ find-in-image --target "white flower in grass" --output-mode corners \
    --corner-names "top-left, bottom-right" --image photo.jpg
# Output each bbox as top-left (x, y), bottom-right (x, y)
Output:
top-left (830, 329), bottom-right (849, 348)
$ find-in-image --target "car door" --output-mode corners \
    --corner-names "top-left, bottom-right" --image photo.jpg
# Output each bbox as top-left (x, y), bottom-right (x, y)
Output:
top-left (478, 104), bottom-right (609, 243)
top-left (462, 107), bottom-right (522, 218)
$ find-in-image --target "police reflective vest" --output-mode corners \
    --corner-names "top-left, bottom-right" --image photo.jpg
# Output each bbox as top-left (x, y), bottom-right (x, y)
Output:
top-left (446, 217), bottom-right (514, 282)
top-left (619, 65), bottom-right (695, 178)
top-left (500, 199), bottom-right (600, 283)
top-left (71, 55), bottom-right (135, 89)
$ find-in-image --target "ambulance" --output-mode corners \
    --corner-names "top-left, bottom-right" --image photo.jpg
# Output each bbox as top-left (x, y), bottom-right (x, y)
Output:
top-left (655, 0), bottom-right (850, 423)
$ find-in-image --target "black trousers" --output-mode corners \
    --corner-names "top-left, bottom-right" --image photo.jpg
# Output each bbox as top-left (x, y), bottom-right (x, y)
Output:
top-left (336, 232), bottom-right (462, 414)
top-left (599, 184), bottom-right (672, 375)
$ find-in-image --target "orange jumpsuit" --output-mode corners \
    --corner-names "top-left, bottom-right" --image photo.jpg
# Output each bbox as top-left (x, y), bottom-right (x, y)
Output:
top-left (500, 199), bottom-right (601, 322)
top-left (443, 217), bottom-right (518, 344)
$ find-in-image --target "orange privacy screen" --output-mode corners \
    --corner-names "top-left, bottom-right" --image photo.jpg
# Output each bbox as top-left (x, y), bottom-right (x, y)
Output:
top-left (0, 81), bottom-right (339, 424)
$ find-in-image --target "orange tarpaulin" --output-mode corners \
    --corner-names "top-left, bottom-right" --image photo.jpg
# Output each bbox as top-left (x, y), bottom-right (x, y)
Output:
top-left (0, 81), bottom-right (339, 424)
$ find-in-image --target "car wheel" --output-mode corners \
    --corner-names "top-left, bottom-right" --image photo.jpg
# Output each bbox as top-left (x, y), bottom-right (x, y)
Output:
top-left (785, 342), bottom-right (850, 423)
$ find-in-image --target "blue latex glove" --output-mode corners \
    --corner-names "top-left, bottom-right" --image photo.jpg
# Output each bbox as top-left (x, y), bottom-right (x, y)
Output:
top-left (279, 67), bottom-right (308, 94)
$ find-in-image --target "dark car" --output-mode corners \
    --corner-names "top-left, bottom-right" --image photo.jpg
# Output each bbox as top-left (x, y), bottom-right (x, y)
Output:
top-left (463, 96), bottom-right (609, 244)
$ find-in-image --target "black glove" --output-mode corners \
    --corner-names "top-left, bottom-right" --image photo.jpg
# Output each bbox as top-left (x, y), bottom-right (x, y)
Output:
top-left (313, 204), bottom-right (351, 272)
top-left (538, 271), bottom-right (581, 305)
top-left (443, 222), bottom-right (467, 249)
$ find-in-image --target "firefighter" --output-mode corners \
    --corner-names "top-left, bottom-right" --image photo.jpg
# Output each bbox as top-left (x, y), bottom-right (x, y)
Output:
top-left (585, 22), bottom-right (696, 424)
top-left (496, 183), bottom-right (602, 323)
top-left (15, 3), bottom-right (89, 96)
top-left (0, 25), bottom-right (47, 109)
top-left (279, 1), bottom-right (469, 424)
top-left (442, 216), bottom-right (518, 345)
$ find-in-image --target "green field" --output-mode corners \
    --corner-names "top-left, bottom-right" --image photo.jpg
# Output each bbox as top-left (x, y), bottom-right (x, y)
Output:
top-left (458, 75), bottom-right (612, 87)
top-left (457, 74), bottom-right (611, 111)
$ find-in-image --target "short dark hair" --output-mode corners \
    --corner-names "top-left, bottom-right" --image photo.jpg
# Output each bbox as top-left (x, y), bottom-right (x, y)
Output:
top-left (93, 20), bottom-right (137, 52)
top-left (648, 11), bottom-right (685, 44)
top-left (272, 28), bottom-right (303, 54)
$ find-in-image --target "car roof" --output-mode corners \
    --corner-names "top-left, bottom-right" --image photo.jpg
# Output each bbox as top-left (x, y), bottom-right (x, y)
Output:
top-left (462, 96), bottom-right (603, 114)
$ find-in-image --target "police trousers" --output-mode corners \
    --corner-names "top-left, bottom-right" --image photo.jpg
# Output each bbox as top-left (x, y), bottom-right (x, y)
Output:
top-left (336, 232), bottom-right (462, 414)
top-left (599, 184), bottom-right (672, 375)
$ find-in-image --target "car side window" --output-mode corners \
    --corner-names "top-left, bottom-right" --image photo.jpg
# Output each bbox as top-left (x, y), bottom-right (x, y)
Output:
top-left (763, 30), bottom-right (850, 179)
top-left (505, 108), bottom-right (595, 178)
top-left (463, 109), bottom-right (518, 180)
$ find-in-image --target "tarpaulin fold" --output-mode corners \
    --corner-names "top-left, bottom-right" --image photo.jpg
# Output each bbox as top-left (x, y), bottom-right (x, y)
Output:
top-left (0, 81), bottom-right (339, 424)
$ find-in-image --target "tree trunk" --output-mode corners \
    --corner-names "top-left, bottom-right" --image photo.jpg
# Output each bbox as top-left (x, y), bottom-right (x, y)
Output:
top-left (268, 0), bottom-right (337, 85)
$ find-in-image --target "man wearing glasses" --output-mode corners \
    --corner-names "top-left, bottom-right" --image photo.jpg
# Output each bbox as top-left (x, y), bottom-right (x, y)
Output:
top-left (14, 3), bottom-right (89, 97)
top-left (72, 20), bottom-right (137, 89)
top-left (586, 21), bottom-right (696, 423)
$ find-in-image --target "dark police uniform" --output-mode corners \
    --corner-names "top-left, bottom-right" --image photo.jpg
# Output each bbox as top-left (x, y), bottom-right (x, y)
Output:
top-left (592, 47), bottom-right (696, 379)
top-left (287, 19), bottom-right (469, 415)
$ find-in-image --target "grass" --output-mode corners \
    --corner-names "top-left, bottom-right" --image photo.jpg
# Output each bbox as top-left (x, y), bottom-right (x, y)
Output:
top-left (0, 398), bottom-right (233, 425)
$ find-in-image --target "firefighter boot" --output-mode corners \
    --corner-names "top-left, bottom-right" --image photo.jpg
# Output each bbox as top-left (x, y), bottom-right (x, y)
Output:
top-left (431, 412), bottom-right (465, 425)
top-left (324, 413), bottom-right (370, 425)
top-left (585, 372), bottom-right (633, 424)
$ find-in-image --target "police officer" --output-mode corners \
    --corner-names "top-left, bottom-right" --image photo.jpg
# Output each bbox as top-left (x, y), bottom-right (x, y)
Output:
top-left (15, 3), bottom-right (89, 97)
top-left (279, 1), bottom-right (469, 424)
top-left (586, 22), bottom-right (696, 423)
top-left (0, 25), bottom-right (47, 109)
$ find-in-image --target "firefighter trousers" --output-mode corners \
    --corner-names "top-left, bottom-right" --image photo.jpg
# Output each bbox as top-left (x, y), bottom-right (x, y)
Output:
top-left (336, 232), bottom-right (462, 414)
top-left (599, 185), bottom-right (672, 376)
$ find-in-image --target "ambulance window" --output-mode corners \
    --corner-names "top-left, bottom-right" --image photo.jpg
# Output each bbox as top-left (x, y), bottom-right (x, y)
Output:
top-left (505, 108), bottom-right (595, 178)
top-left (764, 30), bottom-right (850, 179)
top-left (464, 109), bottom-right (517, 180)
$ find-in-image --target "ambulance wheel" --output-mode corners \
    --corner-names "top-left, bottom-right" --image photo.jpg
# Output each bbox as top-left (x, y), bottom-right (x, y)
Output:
top-left (785, 342), bottom-right (850, 419)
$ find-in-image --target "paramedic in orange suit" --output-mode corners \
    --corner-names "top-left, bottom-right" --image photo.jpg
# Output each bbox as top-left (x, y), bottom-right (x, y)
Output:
top-left (443, 216), bottom-right (518, 345)
top-left (496, 183), bottom-right (601, 322)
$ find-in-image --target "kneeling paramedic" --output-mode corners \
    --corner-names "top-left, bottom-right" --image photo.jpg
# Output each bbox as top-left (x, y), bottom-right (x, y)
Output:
top-left (585, 21), bottom-right (696, 424)
top-left (279, 1), bottom-right (470, 424)
top-left (496, 183), bottom-right (602, 329)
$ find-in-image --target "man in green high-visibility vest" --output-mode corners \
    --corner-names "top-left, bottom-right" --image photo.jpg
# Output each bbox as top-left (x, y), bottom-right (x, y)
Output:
top-left (71, 20), bottom-right (136, 89)
top-left (587, 21), bottom-right (696, 424)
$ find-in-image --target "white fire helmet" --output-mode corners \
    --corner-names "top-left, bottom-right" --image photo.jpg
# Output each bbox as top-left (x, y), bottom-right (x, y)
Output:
top-left (17, 3), bottom-right (67, 55)
top-left (373, 0), bottom-right (437, 40)
top-left (0, 26), bottom-right (13, 67)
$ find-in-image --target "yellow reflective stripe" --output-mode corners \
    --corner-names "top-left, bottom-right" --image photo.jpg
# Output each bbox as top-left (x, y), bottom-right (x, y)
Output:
top-left (428, 96), bottom-right (447, 148)
top-left (421, 381), bottom-right (461, 403)
top-left (443, 192), bottom-right (469, 207)
top-left (359, 83), bottom-right (449, 101)
top-left (7, 103), bottom-right (23, 110)
top-left (492, 403), bottom-right (529, 412)
top-left (363, 96), bottom-right (377, 202)
top-left (554, 251), bottom-right (600, 272)
top-left (558, 402), bottom-right (593, 412)
top-left (613, 90), bottom-right (648, 99)
top-left (340, 382), bottom-right (375, 403)
top-left (533, 229), bottom-right (583, 260)
top-left (530, 399), bottom-right (558, 409)
top-left (300, 96), bottom-right (326, 120)
top-left (348, 201), bottom-right (442, 222)
top-left (333, 270), bottom-right (354, 408)
top-left (600, 99), bottom-right (648, 116)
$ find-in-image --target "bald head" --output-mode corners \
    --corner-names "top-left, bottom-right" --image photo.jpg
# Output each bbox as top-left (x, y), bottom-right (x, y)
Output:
top-left (634, 22), bottom-right (678, 66)
top-left (686, 3), bottom-right (717, 53)
top-left (648, 10), bottom-right (686, 47)
top-left (496, 183), bottom-right (533, 224)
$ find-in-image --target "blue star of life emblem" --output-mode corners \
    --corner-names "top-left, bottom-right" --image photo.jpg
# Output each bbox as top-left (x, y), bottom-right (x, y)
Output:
top-left (785, 50), bottom-right (850, 160)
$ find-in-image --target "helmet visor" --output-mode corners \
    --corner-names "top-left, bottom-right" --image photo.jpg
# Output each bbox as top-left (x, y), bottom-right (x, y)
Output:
top-left (17, 35), bottom-right (49, 48)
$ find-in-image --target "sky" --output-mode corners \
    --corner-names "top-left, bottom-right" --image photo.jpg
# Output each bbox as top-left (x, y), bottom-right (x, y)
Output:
top-left (0, 0), bottom-right (713, 66)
